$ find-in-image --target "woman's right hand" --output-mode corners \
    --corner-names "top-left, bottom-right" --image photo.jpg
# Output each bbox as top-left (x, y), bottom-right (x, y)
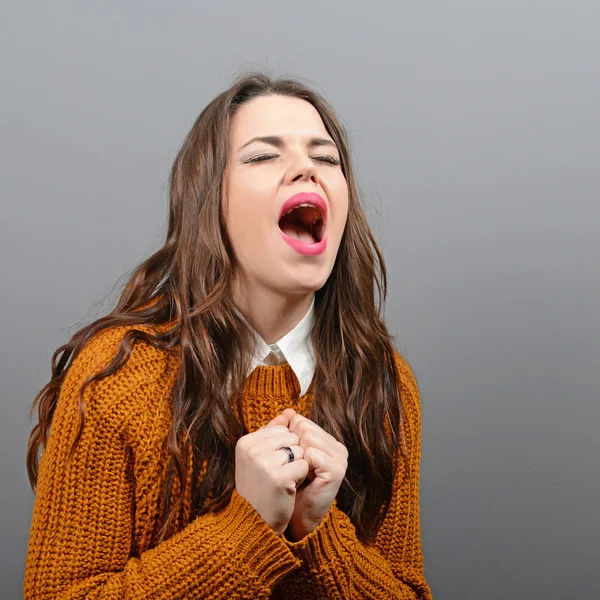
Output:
top-left (235, 416), bottom-right (309, 535)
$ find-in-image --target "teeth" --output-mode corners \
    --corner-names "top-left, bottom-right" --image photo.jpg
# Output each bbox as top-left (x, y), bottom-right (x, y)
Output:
top-left (282, 203), bottom-right (323, 224)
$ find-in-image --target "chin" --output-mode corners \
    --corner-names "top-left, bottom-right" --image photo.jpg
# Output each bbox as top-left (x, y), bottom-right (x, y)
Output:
top-left (287, 268), bottom-right (334, 293)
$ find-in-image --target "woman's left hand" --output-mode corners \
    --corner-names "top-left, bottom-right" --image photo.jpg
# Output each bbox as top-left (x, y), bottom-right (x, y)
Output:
top-left (268, 408), bottom-right (348, 541)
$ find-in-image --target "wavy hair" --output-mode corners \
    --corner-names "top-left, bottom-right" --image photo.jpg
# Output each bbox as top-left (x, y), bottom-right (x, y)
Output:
top-left (26, 70), bottom-right (410, 546)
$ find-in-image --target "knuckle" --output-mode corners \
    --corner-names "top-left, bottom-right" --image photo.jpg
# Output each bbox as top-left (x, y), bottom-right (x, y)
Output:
top-left (257, 456), bottom-right (270, 471)
top-left (247, 444), bottom-right (260, 459)
top-left (297, 418), bottom-right (309, 431)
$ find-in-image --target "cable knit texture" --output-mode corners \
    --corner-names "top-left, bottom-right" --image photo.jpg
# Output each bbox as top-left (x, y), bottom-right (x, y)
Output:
top-left (24, 324), bottom-right (433, 599)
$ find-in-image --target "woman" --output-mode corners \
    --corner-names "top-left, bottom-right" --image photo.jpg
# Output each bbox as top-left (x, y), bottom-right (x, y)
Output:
top-left (24, 72), bottom-right (433, 599)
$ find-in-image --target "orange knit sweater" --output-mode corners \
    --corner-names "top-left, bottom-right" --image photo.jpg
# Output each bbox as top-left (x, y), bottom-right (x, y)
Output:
top-left (24, 325), bottom-right (433, 599)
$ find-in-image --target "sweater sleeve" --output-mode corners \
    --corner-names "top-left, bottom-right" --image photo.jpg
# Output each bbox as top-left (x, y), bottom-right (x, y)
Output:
top-left (272, 354), bottom-right (433, 600)
top-left (24, 331), bottom-right (301, 600)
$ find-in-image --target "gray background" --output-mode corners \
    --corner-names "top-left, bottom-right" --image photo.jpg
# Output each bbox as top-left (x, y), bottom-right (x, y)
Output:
top-left (2, 1), bottom-right (599, 598)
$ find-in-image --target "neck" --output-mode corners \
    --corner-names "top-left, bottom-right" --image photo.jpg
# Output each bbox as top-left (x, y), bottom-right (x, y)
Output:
top-left (233, 283), bottom-right (314, 345)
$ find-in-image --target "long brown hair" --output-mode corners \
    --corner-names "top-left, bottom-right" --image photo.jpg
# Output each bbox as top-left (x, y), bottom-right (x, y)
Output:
top-left (26, 70), bottom-right (410, 546)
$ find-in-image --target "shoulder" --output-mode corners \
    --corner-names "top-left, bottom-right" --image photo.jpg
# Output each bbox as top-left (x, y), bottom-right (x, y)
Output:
top-left (61, 324), bottom-right (180, 425)
top-left (67, 324), bottom-right (178, 385)
top-left (391, 348), bottom-right (421, 401)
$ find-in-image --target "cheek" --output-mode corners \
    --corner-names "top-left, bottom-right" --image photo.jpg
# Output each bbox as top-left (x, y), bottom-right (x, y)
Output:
top-left (226, 173), bottom-right (273, 247)
top-left (227, 176), bottom-right (257, 227)
top-left (332, 181), bottom-right (349, 231)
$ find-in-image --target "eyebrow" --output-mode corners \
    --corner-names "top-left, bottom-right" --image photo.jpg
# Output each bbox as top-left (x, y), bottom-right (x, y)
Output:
top-left (238, 135), bottom-right (338, 153)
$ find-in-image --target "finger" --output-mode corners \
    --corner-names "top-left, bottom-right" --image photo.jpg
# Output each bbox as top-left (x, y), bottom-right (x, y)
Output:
top-left (303, 446), bottom-right (344, 479)
top-left (288, 413), bottom-right (333, 442)
top-left (256, 424), bottom-right (288, 437)
top-left (276, 444), bottom-right (304, 466)
top-left (260, 415), bottom-right (283, 428)
top-left (296, 428), bottom-right (341, 460)
top-left (260, 416), bottom-right (285, 429)
top-left (289, 419), bottom-right (347, 459)
top-left (287, 412), bottom-right (307, 433)
top-left (260, 430), bottom-right (300, 452)
top-left (264, 408), bottom-right (297, 429)
top-left (280, 457), bottom-right (310, 491)
top-left (252, 426), bottom-right (299, 454)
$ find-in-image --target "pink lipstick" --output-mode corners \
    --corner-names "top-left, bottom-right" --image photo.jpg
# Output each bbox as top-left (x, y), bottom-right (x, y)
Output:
top-left (277, 192), bottom-right (328, 256)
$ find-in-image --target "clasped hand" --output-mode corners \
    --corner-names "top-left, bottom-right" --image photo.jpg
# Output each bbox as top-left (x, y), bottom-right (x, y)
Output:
top-left (266, 408), bottom-right (348, 541)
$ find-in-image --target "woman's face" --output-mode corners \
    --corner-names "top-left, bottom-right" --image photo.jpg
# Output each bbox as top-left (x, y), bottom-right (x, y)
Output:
top-left (223, 94), bottom-right (349, 300)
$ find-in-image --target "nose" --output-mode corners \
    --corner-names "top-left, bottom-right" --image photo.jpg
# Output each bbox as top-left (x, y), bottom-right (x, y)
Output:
top-left (286, 151), bottom-right (320, 185)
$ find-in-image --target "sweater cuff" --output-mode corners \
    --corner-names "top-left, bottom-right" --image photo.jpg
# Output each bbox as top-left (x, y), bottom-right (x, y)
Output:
top-left (219, 489), bottom-right (302, 584)
top-left (279, 500), bottom-right (353, 568)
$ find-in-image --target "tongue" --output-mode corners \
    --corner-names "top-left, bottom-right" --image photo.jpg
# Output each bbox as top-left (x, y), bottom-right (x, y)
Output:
top-left (280, 223), bottom-right (316, 244)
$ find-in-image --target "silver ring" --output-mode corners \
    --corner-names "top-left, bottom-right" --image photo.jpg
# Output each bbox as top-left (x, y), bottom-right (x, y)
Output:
top-left (280, 446), bottom-right (295, 463)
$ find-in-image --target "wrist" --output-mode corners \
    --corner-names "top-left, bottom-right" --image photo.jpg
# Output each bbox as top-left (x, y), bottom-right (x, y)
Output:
top-left (285, 521), bottom-right (309, 542)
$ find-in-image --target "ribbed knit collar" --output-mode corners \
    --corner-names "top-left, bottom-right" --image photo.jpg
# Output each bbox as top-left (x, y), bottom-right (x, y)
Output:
top-left (239, 362), bottom-right (317, 431)
top-left (242, 362), bottom-right (316, 399)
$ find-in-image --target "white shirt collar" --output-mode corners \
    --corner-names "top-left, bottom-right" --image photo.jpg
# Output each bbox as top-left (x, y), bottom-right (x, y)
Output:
top-left (234, 297), bottom-right (316, 396)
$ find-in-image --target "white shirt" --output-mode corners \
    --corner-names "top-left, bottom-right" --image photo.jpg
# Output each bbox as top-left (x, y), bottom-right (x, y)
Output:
top-left (233, 297), bottom-right (316, 396)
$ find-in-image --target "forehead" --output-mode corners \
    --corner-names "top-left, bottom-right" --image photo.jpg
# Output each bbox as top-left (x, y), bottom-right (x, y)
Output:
top-left (230, 94), bottom-right (329, 142)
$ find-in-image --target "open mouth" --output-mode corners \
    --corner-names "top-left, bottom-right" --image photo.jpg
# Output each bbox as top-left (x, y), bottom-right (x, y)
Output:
top-left (277, 204), bottom-right (325, 244)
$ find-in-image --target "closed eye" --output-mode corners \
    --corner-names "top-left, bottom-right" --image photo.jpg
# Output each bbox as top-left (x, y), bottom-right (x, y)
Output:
top-left (314, 155), bottom-right (341, 166)
top-left (245, 154), bottom-right (341, 166)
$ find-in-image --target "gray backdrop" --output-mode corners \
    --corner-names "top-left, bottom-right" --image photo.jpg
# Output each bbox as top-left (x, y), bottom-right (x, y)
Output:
top-left (2, 2), bottom-right (599, 598)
